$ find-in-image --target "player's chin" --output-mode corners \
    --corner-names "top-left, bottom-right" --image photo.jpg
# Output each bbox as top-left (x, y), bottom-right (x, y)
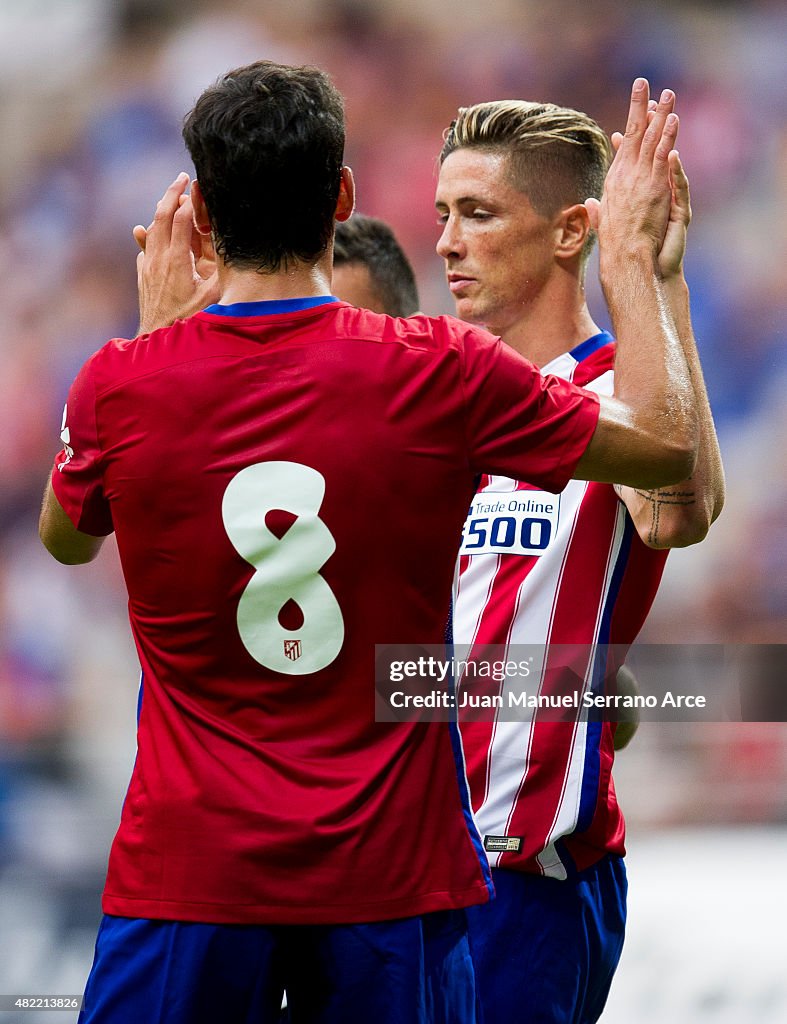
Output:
top-left (452, 295), bottom-right (484, 325)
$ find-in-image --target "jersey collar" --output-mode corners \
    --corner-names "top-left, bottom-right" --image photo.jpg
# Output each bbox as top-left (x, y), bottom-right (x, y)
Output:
top-left (203, 296), bottom-right (340, 317)
top-left (568, 330), bottom-right (614, 364)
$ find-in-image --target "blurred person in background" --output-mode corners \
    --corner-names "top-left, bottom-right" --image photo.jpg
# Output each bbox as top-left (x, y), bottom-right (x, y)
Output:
top-left (332, 212), bottom-right (420, 316)
top-left (435, 94), bottom-right (724, 1022)
top-left (38, 57), bottom-right (699, 1023)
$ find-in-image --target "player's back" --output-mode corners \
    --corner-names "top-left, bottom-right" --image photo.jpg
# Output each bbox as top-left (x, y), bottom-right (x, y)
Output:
top-left (55, 296), bottom-right (597, 926)
top-left (72, 298), bottom-right (494, 926)
top-left (101, 301), bottom-right (477, 708)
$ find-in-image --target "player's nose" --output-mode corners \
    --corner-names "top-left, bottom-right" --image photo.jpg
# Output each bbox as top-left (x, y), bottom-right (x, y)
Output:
top-left (436, 217), bottom-right (466, 261)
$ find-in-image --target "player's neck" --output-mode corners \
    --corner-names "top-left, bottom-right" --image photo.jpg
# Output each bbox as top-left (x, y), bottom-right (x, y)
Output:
top-left (499, 290), bottom-right (600, 369)
top-left (216, 253), bottom-right (334, 305)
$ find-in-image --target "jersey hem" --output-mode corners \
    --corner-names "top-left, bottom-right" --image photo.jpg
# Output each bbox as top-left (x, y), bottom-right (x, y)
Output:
top-left (489, 837), bottom-right (627, 878)
top-left (102, 881), bottom-right (493, 925)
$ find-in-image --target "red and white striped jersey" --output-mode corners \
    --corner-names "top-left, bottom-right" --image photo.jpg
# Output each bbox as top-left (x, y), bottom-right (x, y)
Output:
top-left (455, 334), bottom-right (668, 879)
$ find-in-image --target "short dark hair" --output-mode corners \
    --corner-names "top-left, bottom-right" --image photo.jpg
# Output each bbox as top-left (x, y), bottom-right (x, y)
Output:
top-left (333, 214), bottom-right (420, 317)
top-left (183, 61), bottom-right (345, 273)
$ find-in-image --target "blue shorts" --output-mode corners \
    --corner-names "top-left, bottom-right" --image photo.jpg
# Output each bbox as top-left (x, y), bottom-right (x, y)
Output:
top-left (78, 909), bottom-right (478, 1024)
top-left (466, 855), bottom-right (627, 1024)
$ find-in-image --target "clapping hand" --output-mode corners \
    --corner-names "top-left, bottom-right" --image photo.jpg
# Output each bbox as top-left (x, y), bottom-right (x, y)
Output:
top-left (585, 79), bottom-right (679, 278)
top-left (133, 173), bottom-right (220, 335)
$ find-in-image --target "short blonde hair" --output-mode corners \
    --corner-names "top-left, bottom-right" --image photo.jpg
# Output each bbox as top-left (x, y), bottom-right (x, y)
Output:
top-left (440, 100), bottom-right (612, 258)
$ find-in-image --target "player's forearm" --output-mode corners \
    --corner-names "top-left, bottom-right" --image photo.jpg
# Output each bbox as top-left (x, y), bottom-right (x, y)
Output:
top-left (661, 275), bottom-right (725, 524)
top-left (576, 248), bottom-right (698, 489)
top-left (616, 276), bottom-right (724, 547)
top-left (39, 480), bottom-right (105, 564)
top-left (606, 245), bottom-right (697, 468)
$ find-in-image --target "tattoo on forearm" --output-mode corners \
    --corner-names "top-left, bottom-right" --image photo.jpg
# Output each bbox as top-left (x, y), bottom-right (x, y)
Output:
top-left (630, 487), bottom-right (696, 545)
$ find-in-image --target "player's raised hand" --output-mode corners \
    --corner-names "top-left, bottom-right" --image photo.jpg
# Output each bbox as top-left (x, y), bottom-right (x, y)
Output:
top-left (655, 151), bottom-right (691, 278)
top-left (609, 99), bottom-right (657, 153)
top-left (134, 173), bottom-right (220, 335)
top-left (585, 79), bottom-right (679, 271)
top-left (609, 102), bottom-right (690, 280)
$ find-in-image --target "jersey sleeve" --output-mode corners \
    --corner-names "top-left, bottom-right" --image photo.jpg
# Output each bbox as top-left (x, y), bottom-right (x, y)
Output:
top-left (459, 326), bottom-right (600, 493)
top-left (50, 354), bottom-right (114, 536)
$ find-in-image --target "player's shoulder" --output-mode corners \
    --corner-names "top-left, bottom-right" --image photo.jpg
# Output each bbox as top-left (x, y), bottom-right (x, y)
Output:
top-left (332, 304), bottom-right (499, 357)
top-left (80, 317), bottom-right (203, 392)
top-left (75, 332), bottom-right (140, 388)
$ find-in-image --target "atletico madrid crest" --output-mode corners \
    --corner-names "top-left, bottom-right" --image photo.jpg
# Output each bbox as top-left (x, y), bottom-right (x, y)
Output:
top-left (284, 639), bottom-right (302, 661)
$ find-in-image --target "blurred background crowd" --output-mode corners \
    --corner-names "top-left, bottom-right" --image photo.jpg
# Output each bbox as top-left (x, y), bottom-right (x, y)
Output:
top-left (0, 0), bottom-right (785, 1019)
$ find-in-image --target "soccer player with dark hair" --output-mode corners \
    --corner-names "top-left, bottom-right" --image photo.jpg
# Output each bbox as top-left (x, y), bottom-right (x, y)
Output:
top-left (332, 213), bottom-right (419, 316)
top-left (40, 61), bottom-right (700, 1023)
top-left (436, 98), bottom-right (724, 1022)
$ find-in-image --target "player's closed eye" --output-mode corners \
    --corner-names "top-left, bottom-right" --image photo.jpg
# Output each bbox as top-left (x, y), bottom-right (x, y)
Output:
top-left (435, 209), bottom-right (491, 226)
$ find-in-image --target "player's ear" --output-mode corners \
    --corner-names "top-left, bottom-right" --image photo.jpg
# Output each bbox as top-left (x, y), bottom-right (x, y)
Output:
top-left (190, 181), bottom-right (212, 236)
top-left (335, 166), bottom-right (355, 223)
top-left (555, 203), bottom-right (591, 261)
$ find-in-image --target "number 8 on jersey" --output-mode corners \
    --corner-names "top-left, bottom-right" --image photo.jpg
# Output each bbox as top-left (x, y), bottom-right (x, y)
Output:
top-left (222, 461), bottom-right (345, 674)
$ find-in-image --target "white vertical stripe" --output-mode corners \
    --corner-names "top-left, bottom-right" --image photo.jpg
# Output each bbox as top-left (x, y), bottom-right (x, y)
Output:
top-left (455, 476), bottom-right (520, 825)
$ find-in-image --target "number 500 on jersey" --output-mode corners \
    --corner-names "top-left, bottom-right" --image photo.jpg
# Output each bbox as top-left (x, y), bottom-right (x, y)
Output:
top-left (460, 490), bottom-right (560, 557)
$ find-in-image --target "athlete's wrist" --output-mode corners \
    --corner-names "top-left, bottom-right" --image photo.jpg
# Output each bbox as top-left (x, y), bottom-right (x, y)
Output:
top-left (137, 310), bottom-right (176, 335)
top-left (598, 247), bottom-right (663, 313)
top-left (660, 272), bottom-right (689, 299)
top-left (599, 241), bottom-right (660, 282)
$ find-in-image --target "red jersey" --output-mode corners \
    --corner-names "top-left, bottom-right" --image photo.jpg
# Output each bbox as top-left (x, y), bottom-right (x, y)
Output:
top-left (455, 336), bottom-right (668, 879)
top-left (51, 297), bottom-right (599, 924)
